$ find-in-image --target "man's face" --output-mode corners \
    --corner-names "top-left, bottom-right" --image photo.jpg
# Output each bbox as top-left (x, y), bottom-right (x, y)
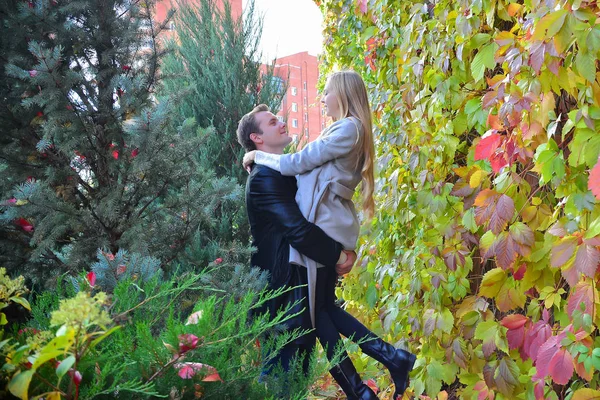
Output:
top-left (252, 111), bottom-right (291, 153)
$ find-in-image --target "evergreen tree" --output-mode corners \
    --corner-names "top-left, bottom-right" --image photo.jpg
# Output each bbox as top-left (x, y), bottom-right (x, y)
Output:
top-left (0, 0), bottom-right (242, 287)
top-left (161, 0), bottom-right (286, 184)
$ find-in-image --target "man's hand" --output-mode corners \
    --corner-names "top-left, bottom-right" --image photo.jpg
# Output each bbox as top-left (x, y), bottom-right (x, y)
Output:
top-left (335, 250), bottom-right (357, 275)
top-left (243, 150), bottom-right (257, 172)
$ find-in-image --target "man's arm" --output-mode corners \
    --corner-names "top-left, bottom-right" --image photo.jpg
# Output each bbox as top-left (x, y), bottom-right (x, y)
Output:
top-left (249, 168), bottom-right (343, 266)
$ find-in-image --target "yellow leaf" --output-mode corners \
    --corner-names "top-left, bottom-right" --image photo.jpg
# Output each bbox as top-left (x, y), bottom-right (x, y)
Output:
top-left (470, 169), bottom-right (488, 188)
top-left (479, 268), bottom-right (508, 298)
top-left (571, 388), bottom-right (600, 400)
top-left (46, 392), bottom-right (62, 400)
top-left (8, 370), bottom-right (34, 400)
top-left (507, 3), bottom-right (521, 17)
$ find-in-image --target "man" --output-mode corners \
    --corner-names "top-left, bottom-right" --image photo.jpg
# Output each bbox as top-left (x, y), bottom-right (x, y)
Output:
top-left (237, 104), bottom-right (356, 377)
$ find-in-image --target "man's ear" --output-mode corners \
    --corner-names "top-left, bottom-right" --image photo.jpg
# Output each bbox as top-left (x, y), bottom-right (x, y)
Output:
top-left (249, 133), bottom-right (263, 145)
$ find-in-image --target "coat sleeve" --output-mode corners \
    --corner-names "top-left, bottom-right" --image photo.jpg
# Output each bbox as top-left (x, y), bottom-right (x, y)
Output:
top-left (278, 118), bottom-right (361, 176)
top-left (248, 169), bottom-right (343, 266)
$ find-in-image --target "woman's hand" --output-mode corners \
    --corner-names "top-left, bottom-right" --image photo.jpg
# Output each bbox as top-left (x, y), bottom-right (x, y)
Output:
top-left (242, 150), bottom-right (257, 172)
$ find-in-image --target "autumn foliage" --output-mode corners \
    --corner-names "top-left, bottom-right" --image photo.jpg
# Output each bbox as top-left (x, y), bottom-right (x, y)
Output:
top-left (316, 0), bottom-right (600, 398)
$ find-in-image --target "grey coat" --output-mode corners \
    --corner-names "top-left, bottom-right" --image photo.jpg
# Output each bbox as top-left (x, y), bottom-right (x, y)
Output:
top-left (255, 117), bottom-right (364, 326)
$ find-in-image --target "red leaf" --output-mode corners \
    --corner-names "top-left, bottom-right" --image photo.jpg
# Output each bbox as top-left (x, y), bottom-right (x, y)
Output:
top-left (174, 362), bottom-right (223, 381)
top-left (524, 319), bottom-right (552, 362)
top-left (548, 348), bottom-right (574, 385)
top-left (487, 114), bottom-right (504, 130)
top-left (502, 314), bottom-right (529, 350)
top-left (589, 159), bottom-right (600, 200)
top-left (489, 152), bottom-right (508, 173)
top-left (86, 271), bottom-right (96, 287)
top-left (178, 334), bottom-right (199, 354)
top-left (513, 263), bottom-right (526, 280)
top-left (15, 217), bottom-right (34, 232)
top-left (495, 232), bottom-right (517, 270)
top-left (533, 332), bottom-right (565, 380)
top-left (357, 0), bottom-right (367, 14)
top-left (365, 378), bottom-right (379, 393)
top-left (574, 243), bottom-right (600, 278)
top-left (494, 194), bottom-right (515, 233)
top-left (501, 314), bottom-right (528, 330)
top-left (475, 133), bottom-right (503, 161)
top-left (131, 148), bottom-right (139, 158)
top-left (567, 279), bottom-right (595, 317)
top-left (177, 364), bottom-right (196, 379)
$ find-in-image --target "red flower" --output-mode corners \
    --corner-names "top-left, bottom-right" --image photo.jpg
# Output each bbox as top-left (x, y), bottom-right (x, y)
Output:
top-left (116, 265), bottom-right (126, 275)
top-left (214, 257), bottom-right (223, 264)
top-left (121, 65), bottom-right (131, 72)
top-left (15, 218), bottom-right (34, 232)
top-left (36, 111), bottom-right (43, 117)
top-left (86, 271), bottom-right (96, 287)
top-left (112, 150), bottom-right (119, 160)
top-left (178, 334), bottom-right (199, 354)
top-left (29, 70), bottom-right (38, 77)
top-left (5, 198), bottom-right (17, 204)
top-left (131, 148), bottom-right (139, 158)
top-left (66, 105), bottom-right (73, 111)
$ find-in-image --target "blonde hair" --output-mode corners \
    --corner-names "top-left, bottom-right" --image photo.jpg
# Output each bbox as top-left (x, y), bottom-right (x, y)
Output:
top-left (326, 70), bottom-right (375, 219)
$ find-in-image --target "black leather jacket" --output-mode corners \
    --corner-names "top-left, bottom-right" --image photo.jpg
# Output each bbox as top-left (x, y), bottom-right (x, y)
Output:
top-left (246, 165), bottom-right (342, 331)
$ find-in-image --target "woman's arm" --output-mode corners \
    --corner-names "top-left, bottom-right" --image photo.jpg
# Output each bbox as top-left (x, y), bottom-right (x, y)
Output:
top-left (278, 118), bottom-right (361, 176)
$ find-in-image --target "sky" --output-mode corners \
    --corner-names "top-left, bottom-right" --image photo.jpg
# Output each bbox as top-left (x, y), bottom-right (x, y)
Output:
top-left (243, 0), bottom-right (324, 61)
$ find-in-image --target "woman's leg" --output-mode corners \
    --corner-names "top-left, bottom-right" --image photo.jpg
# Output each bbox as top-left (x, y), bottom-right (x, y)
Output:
top-left (322, 272), bottom-right (416, 399)
top-left (314, 267), bottom-right (377, 400)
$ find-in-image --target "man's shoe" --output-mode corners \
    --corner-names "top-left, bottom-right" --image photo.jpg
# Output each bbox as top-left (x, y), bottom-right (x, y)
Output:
top-left (360, 338), bottom-right (416, 398)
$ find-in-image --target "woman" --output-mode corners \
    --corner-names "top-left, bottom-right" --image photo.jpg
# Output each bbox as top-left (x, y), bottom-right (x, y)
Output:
top-left (244, 70), bottom-right (416, 400)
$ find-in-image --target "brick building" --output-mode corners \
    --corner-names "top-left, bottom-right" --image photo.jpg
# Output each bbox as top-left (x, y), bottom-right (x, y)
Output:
top-left (270, 52), bottom-right (326, 144)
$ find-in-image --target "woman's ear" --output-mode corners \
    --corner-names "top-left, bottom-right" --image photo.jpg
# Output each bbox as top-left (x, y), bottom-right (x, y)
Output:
top-left (249, 133), bottom-right (263, 145)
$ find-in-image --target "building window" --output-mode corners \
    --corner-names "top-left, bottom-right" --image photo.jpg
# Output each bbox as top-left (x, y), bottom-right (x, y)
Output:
top-left (304, 113), bottom-right (308, 122)
top-left (291, 87), bottom-right (297, 95)
top-left (168, 21), bottom-right (175, 31)
top-left (303, 82), bottom-right (307, 90)
top-left (321, 122), bottom-right (325, 129)
top-left (291, 103), bottom-right (298, 112)
top-left (304, 97), bottom-right (307, 105)
top-left (321, 108), bottom-right (325, 115)
top-left (270, 76), bottom-right (284, 94)
top-left (277, 115), bottom-right (284, 122)
top-left (304, 128), bottom-right (308, 136)
top-left (292, 134), bottom-right (298, 143)
top-left (292, 119), bottom-right (298, 128)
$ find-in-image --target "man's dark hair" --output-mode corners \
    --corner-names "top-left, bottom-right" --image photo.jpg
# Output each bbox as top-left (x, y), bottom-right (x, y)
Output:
top-left (237, 104), bottom-right (270, 151)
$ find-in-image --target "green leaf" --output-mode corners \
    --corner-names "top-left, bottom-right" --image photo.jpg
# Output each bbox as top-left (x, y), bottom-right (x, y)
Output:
top-left (8, 369), bottom-right (34, 400)
top-left (89, 326), bottom-right (121, 348)
top-left (471, 43), bottom-right (498, 81)
top-left (576, 51), bottom-right (596, 83)
top-left (56, 355), bottom-right (75, 378)
top-left (9, 296), bottom-right (30, 311)
top-left (366, 283), bottom-right (378, 308)
top-left (362, 26), bottom-right (378, 41)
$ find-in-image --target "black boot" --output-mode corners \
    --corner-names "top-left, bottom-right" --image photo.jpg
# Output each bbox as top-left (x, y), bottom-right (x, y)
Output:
top-left (360, 338), bottom-right (416, 399)
top-left (329, 357), bottom-right (379, 400)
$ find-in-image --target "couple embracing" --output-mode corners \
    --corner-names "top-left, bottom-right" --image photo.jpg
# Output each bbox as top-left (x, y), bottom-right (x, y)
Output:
top-left (237, 70), bottom-right (416, 400)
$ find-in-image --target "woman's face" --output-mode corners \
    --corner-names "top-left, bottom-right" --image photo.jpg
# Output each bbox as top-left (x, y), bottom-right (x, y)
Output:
top-left (321, 82), bottom-right (340, 119)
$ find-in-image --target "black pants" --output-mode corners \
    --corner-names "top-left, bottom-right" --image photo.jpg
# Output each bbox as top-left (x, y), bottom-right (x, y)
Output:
top-left (262, 264), bottom-right (316, 375)
top-left (314, 266), bottom-right (377, 360)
